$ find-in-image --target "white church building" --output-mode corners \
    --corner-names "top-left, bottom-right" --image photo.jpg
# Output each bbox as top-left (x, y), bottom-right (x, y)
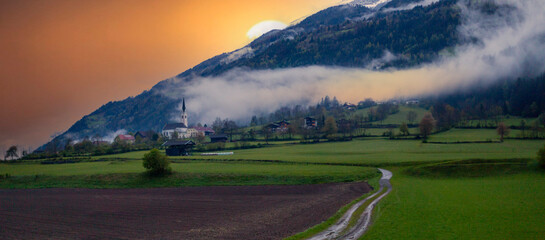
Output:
top-left (162, 99), bottom-right (199, 139)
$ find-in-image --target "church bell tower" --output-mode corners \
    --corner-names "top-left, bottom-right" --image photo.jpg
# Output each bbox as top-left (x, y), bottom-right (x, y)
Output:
top-left (181, 98), bottom-right (188, 127)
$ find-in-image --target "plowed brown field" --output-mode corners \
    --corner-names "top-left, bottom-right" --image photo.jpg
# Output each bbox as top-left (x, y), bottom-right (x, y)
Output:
top-left (0, 182), bottom-right (370, 239)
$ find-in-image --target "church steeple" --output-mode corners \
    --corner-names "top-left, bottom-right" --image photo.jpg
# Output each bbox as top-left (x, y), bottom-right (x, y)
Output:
top-left (181, 98), bottom-right (188, 127)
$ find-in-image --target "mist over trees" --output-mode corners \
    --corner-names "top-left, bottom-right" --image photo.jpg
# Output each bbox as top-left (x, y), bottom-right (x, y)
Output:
top-left (421, 74), bottom-right (545, 128)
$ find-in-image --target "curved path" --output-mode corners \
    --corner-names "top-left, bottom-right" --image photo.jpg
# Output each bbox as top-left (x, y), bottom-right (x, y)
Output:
top-left (308, 168), bottom-right (392, 240)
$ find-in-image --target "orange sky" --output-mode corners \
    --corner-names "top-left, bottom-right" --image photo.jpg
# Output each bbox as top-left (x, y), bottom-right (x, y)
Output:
top-left (0, 0), bottom-right (339, 152)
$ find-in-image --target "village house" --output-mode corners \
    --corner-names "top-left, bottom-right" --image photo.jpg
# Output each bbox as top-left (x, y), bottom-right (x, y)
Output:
top-left (267, 120), bottom-right (290, 132)
top-left (343, 103), bottom-right (357, 111)
top-left (116, 134), bottom-right (135, 143)
top-left (134, 130), bottom-right (157, 141)
top-left (303, 117), bottom-right (318, 128)
top-left (194, 126), bottom-right (215, 136)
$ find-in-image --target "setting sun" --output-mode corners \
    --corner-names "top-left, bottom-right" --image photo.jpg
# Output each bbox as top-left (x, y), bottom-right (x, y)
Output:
top-left (246, 20), bottom-right (288, 39)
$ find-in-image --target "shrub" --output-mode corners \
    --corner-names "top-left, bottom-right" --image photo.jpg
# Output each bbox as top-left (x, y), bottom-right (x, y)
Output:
top-left (143, 149), bottom-right (171, 176)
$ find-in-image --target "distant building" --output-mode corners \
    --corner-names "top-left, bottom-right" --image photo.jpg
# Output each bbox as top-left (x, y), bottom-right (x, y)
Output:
top-left (163, 140), bottom-right (195, 156)
top-left (116, 134), bottom-right (135, 143)
top-left (162, 99), bottom-right (198, 139)
top-left (134, 130), bottom-right (157, 141)
top-left (194, 126), bottom-right (215, 136)
top-left (303, 117), bottom-right (318, 128)
top-left (210, 134), bottom-right (228, 143)
top-left (162, 123), bottom-right (189, 139)
top-left (343, 103), bottom-right (357, 111)
top-left (405, 99), bottom-right (420, 105)
top-left (267, 120), bottom-right (290, 133)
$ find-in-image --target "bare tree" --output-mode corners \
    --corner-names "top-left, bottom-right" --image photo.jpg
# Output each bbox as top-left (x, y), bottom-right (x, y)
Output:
top-left (419, 113), bottom-right (435, 140)
top-left (497, 122), bottom-right (510, 142)
top-left (407, 111), bottom-right (417, 124)
top-left (195, 132), bottom-right (206, 144)
top-left (261, 126), bottom-right (273, 144)
top-left (520, 120), bottom-right (527, 138)
top-left (322, 116), bottom-right (338, 137)
top-left (400, 122), bottom-right (410, 136)
top-left (5, 146), bottom-right (18, 160)
top-left (223, 120), bottom-right (238, 142)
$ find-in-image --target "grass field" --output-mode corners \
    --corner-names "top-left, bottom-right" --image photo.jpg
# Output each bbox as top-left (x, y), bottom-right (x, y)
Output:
top-left (84, 134), bottom-right (544, 166)
top-left (0, 161), bottom-right (379, 188)
top-left (465, 116), bottom-right (537, 127)
top-left (430, 128), bottom-right (523, 142)
top-left (350, 106), bottom-right (428, 125)
top-left (180, 138), bottom-right (543, 165)
top-left (361, 164), bottom-right (545, 240)
top-left (379, 106), bottom-right (428, 125)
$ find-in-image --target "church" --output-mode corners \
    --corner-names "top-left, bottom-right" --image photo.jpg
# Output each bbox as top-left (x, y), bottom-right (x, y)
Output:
top-left (162, 99), bottom-right (198, 139)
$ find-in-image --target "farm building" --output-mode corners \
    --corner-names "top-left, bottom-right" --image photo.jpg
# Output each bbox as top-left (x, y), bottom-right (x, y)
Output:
top-left (210, 134), bottom-right (228, 143)
top-left (163, 140), bottom-right (195, 156)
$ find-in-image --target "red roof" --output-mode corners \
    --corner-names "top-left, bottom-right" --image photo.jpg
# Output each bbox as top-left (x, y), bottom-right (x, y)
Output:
top-left (118, 134), bottom-right (135, 140)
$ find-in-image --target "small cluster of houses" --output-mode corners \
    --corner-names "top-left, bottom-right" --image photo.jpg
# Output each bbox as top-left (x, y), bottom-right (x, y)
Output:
top-left (112, 99), bottom-right (224, 156)
top-left (265, 117), bottom-right (318, 133)
top-left (113, 99), bottom-right (321, 156)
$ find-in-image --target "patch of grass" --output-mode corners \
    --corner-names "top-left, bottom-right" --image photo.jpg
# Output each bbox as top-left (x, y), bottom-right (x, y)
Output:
top-left (350, 106), bottom-right (428, 125)
top-left (430, 128), bottom-right (523, 142)
top-left (360, 165), bottom-right (545, 240)
top-left (404, 159), bottom-right (532, 178)
top-left (0, 161), bottom-right (379, 189)
top-left (380, 106), bottom-right (428, 125)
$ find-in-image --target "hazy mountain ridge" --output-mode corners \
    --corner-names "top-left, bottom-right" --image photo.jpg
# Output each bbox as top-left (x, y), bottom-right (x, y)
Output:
top-left (39, 0), bottom-right (539, 151)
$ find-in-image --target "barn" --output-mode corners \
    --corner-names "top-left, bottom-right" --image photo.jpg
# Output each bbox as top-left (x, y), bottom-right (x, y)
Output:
top-left (162, 140), bottom-right (196, 156)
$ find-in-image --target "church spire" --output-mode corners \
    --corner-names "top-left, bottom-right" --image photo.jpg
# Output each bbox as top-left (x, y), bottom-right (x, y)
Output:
top-left (181, 98), bottom-right (188, 127)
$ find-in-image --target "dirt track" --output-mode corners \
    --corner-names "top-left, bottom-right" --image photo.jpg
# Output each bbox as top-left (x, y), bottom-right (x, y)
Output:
top-left (0, 182), bottom-right (371, 240)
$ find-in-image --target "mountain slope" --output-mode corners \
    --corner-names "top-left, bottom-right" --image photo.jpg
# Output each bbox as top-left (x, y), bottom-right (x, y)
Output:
top-left (40, 0), bottom-right (465, 150)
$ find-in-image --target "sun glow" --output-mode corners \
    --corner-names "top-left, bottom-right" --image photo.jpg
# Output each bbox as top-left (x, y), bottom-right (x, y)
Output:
top-left (246, 20), bottom-right (288, 39)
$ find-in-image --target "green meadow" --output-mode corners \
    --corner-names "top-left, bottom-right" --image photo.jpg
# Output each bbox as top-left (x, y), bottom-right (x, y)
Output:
top-left (0, 161), bottom-right (379, 188)
top-left (361, 165), bottom-right (545, 240)
top-left (95, 138), bottom-right (542, 166)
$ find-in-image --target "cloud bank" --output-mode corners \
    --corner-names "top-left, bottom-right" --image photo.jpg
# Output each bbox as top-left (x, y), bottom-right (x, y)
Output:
top-left (165, 0), bottom-right (545, 125)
